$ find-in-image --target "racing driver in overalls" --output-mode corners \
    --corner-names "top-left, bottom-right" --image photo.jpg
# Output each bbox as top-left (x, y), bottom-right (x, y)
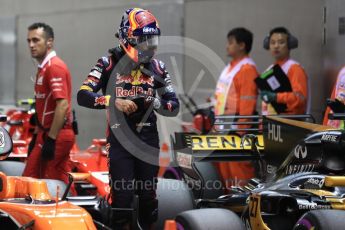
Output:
top-left (77, 8), bottom-right (179, 229)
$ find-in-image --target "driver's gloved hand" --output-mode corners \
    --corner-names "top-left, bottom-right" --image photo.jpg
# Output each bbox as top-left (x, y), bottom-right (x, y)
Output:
top-left (41, 136), bottom-right (56, 160)
top-left (129, 96), bottom-right (161, 123)
top-left (260, 90), bottom-right (277, 103)
top-left (131, 96), bottom-right (161, 111)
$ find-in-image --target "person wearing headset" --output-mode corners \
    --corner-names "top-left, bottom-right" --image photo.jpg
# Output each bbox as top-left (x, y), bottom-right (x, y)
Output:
top-left (77, 8), bottom-right (179, 229)
top-left (261, 27), bottom-right (308, 115)
top-left (23, 23), bottom-right (75, 185)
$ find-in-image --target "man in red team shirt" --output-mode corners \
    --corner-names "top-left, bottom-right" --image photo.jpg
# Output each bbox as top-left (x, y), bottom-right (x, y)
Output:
top-left (22, 22), bottom-right (75, 184)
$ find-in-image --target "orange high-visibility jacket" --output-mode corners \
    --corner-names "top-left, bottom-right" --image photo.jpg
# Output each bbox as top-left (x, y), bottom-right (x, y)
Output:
top-left (262, 59), bottom-right (308, 115)
top-left (215, 56), bottom-right (258, 117)
top-left (214, 56), bottom-right (258, 184)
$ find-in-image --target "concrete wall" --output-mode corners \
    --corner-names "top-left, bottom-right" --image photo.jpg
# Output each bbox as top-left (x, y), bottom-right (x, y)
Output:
top-left (326, 0), bottom-right (345, 65)
top-left (0, 16), bottom-right (16, 105)
top-left (324, 0), bottom-right (345, 97)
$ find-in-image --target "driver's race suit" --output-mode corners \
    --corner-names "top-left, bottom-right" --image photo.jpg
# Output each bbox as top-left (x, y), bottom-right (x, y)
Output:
top-left (77, 46), bottom-right (179, 227)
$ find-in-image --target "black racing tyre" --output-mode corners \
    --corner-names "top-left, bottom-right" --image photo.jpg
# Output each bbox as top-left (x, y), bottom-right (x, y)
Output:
top-left (156, 178), bottom-right (195, 229)
top-left (194, 162), bottom-right (225, 199)
top-left (163, 167), bottom-right (182, 180)
top-left (163, 170), bottom-right (178, 179)
top-left (294, 210), bottom-right (345, 230)
top-left (0, 161), bottom-right (25, 176)
top-left (175, 208), bottom-right (245, 230)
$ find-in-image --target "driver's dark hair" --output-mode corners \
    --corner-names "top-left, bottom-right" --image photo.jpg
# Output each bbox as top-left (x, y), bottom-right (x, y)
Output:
top-left (269, 27), bottom-right (290, 38)
top-left (28, 22), bottom-right (54, 40)
top-left (227, 27), bottom-right (253, 54)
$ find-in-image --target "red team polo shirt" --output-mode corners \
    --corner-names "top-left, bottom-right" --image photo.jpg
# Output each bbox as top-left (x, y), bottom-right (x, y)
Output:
top-left (35, 51), bottom-right (72, 129)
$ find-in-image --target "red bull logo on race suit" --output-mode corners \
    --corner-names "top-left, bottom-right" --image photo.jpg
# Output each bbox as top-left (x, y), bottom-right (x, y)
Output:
top-left (116, 72), bottom-right (154, 86)
top-left (116, 86), bottom-right (153, 97)
top-left (115, 72), bottom-right (154, 97)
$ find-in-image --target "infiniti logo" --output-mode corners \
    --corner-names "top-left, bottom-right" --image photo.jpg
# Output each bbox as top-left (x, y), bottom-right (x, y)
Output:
top-left (294, 144), bottom-right (307, 159)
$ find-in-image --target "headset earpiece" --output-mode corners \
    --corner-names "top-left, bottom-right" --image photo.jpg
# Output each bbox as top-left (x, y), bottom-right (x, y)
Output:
top-left (263, 32), bottom-right (298, 50)
top-left (287, 34), bottom-right (298, 49)
top-left (263, 35), bottom-right (270, 50)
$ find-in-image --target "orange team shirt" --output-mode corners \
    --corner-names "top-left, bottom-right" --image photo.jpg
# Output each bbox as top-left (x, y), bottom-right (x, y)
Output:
top-left (216, 57), bottom-right (258, 188)
top-left (265, 59), bottom-right (308, 114)
top-left (224, 61), bottom-right (258, 118)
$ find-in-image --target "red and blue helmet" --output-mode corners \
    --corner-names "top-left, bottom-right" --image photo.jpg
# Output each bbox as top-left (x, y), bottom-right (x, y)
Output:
top-left (118, 8), bottom-right (161, 63)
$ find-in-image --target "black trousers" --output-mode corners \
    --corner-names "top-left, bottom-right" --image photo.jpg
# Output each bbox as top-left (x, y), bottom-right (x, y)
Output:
top-left (107, 128), bottom-right (160, 227)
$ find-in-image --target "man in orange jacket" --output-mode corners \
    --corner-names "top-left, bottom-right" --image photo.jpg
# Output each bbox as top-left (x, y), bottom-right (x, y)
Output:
top-left (214, 27), bottom-right (258, 187)
top-left (261, 27), bottom-right (308, 115)
top-left (323, 66), bottom-right (345, 128)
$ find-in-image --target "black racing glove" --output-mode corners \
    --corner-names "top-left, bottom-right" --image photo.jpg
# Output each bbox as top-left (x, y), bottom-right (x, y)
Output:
top-left (327, 98), bottom-right (345, 113)
top-left (41, 136), bottom-right (56, 161)
top-left (27, 133), bottom-right (37, 156)
top-left (260, 90), bottom-right (277, 103)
